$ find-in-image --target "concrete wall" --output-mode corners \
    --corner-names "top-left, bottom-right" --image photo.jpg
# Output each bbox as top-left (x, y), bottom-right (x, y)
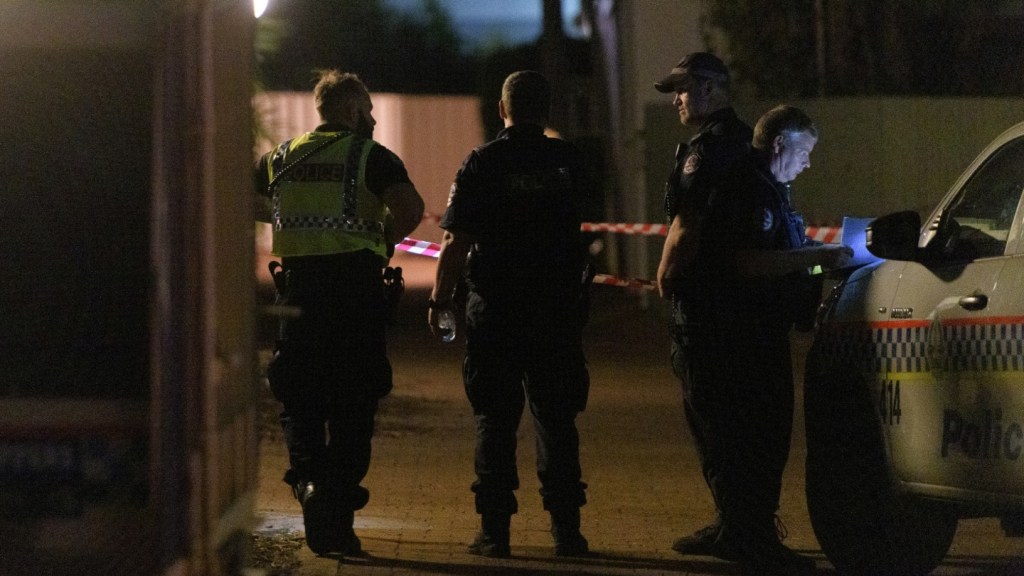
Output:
top-left (612, 0), bottom-right (705, 282)
top-left (638, 97), bottom-right (1022, 279)
top-left (618, 1), bottom-right (1023, 283)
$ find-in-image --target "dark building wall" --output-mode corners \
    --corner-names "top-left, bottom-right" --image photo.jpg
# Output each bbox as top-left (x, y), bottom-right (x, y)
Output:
top-left (2, 47), bottom-right (152, 398)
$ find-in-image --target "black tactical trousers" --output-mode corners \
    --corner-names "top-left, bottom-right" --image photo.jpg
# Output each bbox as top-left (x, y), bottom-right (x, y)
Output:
top-left (670, 299), bottom-right (794, 537)
top-left (267, 253), bottom-right (391, 511)
top-left (462, 306), bottom-right (590, 516)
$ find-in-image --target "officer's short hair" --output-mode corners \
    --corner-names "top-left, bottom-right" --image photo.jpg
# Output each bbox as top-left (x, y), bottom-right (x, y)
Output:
top-left (313, 69), bottom-right (369, 123)
top-left (753, 105), bottom-right (818, 150)
top-left (502, 70), bottom-right (550, 125)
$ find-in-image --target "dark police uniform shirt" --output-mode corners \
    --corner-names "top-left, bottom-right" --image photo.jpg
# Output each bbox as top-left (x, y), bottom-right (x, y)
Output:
top-left (714, 154), bottom-right (814, 327)
top-left (665, 107), bottom-right (753, 301)
top-left (440, 124), bottom-right (585, 327)
top-left (664, 107), bottom-right (753, 220)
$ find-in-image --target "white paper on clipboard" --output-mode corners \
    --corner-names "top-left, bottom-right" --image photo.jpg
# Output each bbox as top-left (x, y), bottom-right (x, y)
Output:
top-left (841, 216), bottom-right (885, 267)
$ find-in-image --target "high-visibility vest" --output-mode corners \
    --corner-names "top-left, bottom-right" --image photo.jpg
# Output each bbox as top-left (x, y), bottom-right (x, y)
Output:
top-left (266, 131), bottom-right (389, 262)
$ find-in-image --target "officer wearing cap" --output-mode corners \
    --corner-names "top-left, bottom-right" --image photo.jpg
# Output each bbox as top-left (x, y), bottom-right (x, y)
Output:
top-left (654, 51), bottom-right (754, 289)
top-left (652, 52), bottom-right (754, 558)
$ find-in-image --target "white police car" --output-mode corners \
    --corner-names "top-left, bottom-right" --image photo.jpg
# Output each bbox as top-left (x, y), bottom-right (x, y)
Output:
top-left (805, 121), bottom-right (1024, 575)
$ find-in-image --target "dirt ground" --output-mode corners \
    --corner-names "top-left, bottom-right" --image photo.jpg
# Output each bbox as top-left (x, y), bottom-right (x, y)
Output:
top-left (250, 272), bottom-right (691, 575)
top-left (250, 257), bottom-right (1024, 575)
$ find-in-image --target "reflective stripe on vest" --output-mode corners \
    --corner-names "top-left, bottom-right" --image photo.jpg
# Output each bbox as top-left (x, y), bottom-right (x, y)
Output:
top-left (268, 131), bottom-right (388, 261)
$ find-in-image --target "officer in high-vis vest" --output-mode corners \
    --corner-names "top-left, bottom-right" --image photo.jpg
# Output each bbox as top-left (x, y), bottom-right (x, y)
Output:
top-left (254, 70), bottom-right (424, 557)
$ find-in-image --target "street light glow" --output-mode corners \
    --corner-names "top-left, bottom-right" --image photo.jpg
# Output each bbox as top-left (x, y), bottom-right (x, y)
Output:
top-left (254, 0), bottom-right (268, 18)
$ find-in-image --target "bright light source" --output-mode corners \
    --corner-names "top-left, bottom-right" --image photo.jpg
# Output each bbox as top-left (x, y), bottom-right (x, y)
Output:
top-left (254, 0), bottom-right (269, 18)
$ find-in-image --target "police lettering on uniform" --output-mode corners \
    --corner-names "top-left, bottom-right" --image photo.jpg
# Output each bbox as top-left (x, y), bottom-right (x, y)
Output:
top-left (254, 70), bottom-right (424, 557)
top-left (428, 71), bottom-right (591, 559)
top-left (288, 162), bottom-right (347, 182)
top-left (669, 103), bottom-right (853, 576)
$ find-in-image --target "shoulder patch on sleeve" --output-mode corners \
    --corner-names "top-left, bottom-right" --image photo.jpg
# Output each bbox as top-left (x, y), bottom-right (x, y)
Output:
top-left (446, 183), bottom-right (456, 207)
top-left (683, 152), bottom-right (701, 175)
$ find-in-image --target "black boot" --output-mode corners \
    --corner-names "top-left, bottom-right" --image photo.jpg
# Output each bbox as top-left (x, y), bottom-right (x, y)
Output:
top-left (335, 509), bottom-right (363, 557)
top-left (293, 482), bottom-right (362, 557)
top-left (293, 481), bottom-right (335, 556)
top-left (550, 508), bottom-right (589, 557)
top-left (672, 515), bottom-right (739, 560)
top-left (468, 513), bottom-right (511, 558)
top-left (727, 517), bottom-right (815, 576)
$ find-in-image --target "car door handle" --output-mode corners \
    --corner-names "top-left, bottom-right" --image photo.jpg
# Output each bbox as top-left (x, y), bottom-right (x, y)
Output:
top-left (959, 294), bottom-right (988, 311)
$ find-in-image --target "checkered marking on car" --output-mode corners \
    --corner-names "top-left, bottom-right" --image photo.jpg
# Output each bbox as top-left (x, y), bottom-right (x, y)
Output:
top-left (940, 318), bottom-right (1024, 372)
top-left (817, 318), bottom-right (1024, 374)
top-left (817, 321), bottom-right (928, 374)
top-left (880, 323), bottom-right (930, 373)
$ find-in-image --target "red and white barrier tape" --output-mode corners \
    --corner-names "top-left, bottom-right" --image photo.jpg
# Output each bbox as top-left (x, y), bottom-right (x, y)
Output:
top-left (395, 237), bottom-right (656, 291)
top-left (424, 214), bottom-right (840, 243)
top-left (805, 226), bottom-right (841, 244)
top-left (590, 274), bottom-right (657, 291)
top-left (581, 222), bottom-right (668, 236)
top-left (397, 237), bottom-right (442, 258)
top-left (397, 223), bottom-right (840, 292)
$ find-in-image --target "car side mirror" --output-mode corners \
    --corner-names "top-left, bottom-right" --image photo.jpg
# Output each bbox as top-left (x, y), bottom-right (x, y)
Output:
top-left (866, 211), bottom-right (922, 261)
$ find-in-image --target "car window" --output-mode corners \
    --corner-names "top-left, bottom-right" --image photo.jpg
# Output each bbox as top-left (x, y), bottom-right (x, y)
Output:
top-left (928, 136), bottom-right (1024, 260)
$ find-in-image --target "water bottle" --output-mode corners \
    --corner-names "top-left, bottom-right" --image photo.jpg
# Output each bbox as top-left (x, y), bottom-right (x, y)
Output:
top-left (437, 308), bottom-right (457, 343)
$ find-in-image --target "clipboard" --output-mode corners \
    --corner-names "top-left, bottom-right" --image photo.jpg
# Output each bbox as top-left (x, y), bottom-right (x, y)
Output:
top-left (840, 216), bottom-right (885, 267)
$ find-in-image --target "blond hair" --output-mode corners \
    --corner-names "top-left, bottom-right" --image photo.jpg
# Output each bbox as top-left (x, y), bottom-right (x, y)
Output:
top-left (313, 69), bottom-right (369, 124)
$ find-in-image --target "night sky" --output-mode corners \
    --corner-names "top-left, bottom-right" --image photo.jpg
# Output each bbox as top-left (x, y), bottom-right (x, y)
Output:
top-left (384, 0), bottom-right (584, 50)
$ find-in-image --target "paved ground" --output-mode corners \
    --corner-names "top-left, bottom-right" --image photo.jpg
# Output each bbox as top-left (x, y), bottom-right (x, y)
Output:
top-left (252, 260), bottom-right (1024, 575)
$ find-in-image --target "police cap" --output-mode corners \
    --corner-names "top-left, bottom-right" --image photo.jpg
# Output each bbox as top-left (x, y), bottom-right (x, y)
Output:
top-left (654, 52), bottom-right (730, 93)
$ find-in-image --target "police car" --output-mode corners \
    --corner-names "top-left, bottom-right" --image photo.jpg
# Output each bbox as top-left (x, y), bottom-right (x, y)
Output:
top-left (805, 121), bottom-right (1024, 575)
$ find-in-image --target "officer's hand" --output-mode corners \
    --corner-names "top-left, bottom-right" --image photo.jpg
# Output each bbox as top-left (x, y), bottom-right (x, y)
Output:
top-left (428, 305), bottom-right (456, 341)
top-left (821, 245), bottom-right (854, 269)
top-left (657, 278), bottom-right (670, 300)
top-left (427, 308), bottom-right (442, 337)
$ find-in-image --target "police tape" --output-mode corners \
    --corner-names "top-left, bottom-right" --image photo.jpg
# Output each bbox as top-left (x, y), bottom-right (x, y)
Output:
top-left (397, 237), bottom-right (442, 258)
top-left (589, 274), bottom-right (657, 291)
top-left (581, 222), bottom-right (669, 235)
top-left (396, 237), bottom-right (657, 291)
top-left (424, 212), bottom-right (840, 242)
top-left (399, 221), bottom-right (841, 290)
top-left (421, 216), bottom-right (669, 235)
top-left (806, 226), bottom-right (841, 244)
top-left (580, 222), bottom-right (839, 242)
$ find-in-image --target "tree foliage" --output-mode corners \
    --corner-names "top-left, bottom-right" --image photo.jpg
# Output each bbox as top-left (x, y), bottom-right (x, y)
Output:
top-left (704, 0), bottom-right (1024, 97)
top-left (256, 0), bottom-right (475, 94)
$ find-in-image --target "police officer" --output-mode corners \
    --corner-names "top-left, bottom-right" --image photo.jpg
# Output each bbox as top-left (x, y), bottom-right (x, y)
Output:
top-left (655, 52), bottom-right (753, 300)
top-left (428, 70), bottom-right (591, 559)
top-left (652, 52), bottom-right (754, 556)
top-left (254, 70), bottom-right (424, 556)
top-left (673, 105), bottom-right (853, 575)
